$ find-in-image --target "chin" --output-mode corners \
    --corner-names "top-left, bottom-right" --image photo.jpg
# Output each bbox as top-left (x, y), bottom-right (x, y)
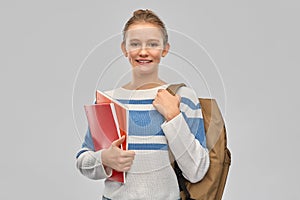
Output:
top-left (133, 64), bottom-right (158, 74)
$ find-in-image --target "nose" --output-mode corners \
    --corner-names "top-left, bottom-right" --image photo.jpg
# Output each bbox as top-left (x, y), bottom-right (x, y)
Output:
top-left (139, 45), bottom-right (148, 57)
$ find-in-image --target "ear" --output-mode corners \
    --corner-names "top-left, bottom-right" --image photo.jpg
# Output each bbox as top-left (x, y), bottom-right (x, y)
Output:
top-left (162, 43), bottom-right (170, 57)
top-left (121, 42), bottom-right (128, 57)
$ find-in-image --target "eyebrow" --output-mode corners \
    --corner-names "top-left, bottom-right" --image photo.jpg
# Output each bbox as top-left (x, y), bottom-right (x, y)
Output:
top-left (128, 39), bottom-right (140, 42)
top-left (147, 39), bottom-right (160, 42)
top-left (128, 39), bottom-right (161, 42)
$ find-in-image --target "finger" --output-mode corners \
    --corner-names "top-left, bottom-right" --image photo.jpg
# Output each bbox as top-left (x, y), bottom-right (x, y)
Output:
top-left (121, 160), bottom-right (134, 171)
top-left (121, 150), bottom-right (135, 158)
top-left (118, 156), bottom-right (135, 164)
top-left (112, 135), bottom-right (126, 147)
top-left (122, 166), bottom-right (132, 172)
top-left (152, 99), bottom-right (158, 106)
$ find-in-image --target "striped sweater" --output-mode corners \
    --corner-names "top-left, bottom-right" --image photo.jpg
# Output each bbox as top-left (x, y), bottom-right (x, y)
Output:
top-left (76, 84), bottom-right (210, 200)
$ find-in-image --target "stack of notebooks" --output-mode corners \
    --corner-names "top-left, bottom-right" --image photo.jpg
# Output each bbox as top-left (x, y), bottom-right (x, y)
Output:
top-left (84, 90), bottom-right (128, 183)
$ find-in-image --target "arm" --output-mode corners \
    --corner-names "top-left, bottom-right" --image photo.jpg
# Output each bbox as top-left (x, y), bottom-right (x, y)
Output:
top-left (154, 87), bottom-right (210, 183)
top-left (75, 128), bottom-right (112, 180)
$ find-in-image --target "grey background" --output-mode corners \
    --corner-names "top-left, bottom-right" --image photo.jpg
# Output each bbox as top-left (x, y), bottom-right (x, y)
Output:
top-left (1, 0), bottom-right (299, 199)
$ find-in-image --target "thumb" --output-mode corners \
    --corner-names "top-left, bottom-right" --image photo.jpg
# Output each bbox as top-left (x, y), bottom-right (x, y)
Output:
top-left (112, 135), bottom-right (125, 148)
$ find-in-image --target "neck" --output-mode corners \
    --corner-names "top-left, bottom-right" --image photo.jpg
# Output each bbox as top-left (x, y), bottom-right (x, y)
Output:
top-left (124, 72), bottom-right (166, 90)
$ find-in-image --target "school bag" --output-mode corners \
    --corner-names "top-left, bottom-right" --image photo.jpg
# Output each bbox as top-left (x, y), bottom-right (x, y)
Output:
top-left (166, 83), bottom-right (231, 200)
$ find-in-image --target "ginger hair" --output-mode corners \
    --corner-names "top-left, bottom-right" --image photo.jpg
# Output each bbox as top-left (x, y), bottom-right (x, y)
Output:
top-left (122, 9), bottom-right (168, 46)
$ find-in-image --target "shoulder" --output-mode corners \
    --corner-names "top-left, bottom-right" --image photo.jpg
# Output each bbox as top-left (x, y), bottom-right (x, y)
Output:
top-left (169, 84), bottom-right (201, 116)
top-left (103, 87), bottom-right (128, 99)
top-left (103, 88), bottom-right (121, 96)
top-left (174, 84), bottom-right (203, 120)
top-left (175, 85), bottom-right (199, 105)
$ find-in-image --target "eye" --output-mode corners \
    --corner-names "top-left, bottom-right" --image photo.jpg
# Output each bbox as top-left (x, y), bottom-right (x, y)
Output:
top-left (147, 42), bottom-right (159, 48)
top-left (130, 42), bottom-right (141, 47)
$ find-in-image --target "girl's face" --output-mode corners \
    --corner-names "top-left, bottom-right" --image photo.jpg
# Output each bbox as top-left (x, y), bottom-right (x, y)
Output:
top-left (121, 23), bottom-right (169, 75)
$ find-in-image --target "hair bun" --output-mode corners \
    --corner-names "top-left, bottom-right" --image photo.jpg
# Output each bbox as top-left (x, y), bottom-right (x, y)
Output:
top-left (133, 9), bottom-right (154, 17)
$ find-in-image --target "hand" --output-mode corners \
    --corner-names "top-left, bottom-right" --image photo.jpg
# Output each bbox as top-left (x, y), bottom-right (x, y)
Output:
top-left (101, 136), bottom-right (135, 172)
top-left (152, 89), bottom-right (181, 121)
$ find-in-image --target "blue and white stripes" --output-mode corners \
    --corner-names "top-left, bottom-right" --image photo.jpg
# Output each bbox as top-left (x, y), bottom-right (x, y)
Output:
top-left (119, 98), bottom-right (168, 151)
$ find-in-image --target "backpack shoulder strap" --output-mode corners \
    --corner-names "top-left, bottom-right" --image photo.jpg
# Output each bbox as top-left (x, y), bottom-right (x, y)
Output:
top-left (166, 83), bottom-right (186, 96)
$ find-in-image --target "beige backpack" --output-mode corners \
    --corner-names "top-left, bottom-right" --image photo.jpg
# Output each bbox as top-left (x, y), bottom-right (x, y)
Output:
top-left (167, 83), bottom-right (231, 200)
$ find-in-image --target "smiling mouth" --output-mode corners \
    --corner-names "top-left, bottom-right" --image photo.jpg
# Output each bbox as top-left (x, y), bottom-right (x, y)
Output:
top-left (136, 59), bottom-right (153, 64)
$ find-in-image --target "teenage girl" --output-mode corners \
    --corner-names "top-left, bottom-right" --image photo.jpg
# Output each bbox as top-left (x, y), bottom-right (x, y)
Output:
top-left (76, 9), bottom-right (209, 200)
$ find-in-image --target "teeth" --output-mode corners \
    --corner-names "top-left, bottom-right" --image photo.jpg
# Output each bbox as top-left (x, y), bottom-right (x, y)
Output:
top-left (137, 60), bottom-right (151, 63)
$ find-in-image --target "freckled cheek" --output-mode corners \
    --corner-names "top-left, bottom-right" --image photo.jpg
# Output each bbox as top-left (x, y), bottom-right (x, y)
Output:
top-left (152, 54), bottom-right (163, 63)
top-left (127, 50), bottom-right (139, 58)
top-left (145, 48), bottom-right (159, 56)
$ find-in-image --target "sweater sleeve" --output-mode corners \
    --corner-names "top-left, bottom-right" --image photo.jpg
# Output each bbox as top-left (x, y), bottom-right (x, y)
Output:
top-left (161, 86), bottom-right (210, 183)
top-left (75, 128), bottom-right (112, 180)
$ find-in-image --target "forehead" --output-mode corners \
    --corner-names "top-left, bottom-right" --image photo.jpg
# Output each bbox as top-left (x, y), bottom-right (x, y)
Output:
top-left (125, 23), bottom-right (163, 41)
